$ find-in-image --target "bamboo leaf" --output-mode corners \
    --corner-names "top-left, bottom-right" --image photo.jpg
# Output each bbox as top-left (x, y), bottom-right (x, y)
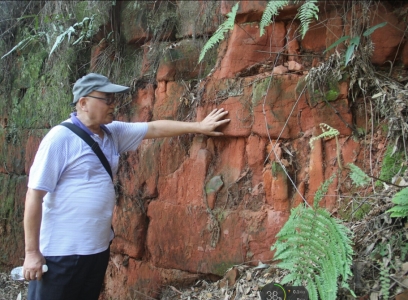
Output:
top-left (1, 37), bottom-right (32, 59)
top-left (349, 36), bottom-right (360, 46)
top-left (344, 46), bottom-right (354, 66)
top-left (49, 33), bottom-right (67, 57)
top-left (363, 22), bottom-right (387, 37)
top-left (324, 36), bottom-right (350, 53)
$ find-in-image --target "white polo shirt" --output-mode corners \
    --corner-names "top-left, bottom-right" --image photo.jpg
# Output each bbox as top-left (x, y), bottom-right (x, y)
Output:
top-left (28, 119), bottom-right (148, 256)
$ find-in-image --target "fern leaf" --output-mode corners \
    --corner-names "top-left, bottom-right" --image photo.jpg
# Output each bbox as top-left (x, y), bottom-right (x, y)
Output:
top-left (259, 1), bottom-right (288, 36)
top-left (309, 123), bottom-right (339, 148)
top-left (380, 260), bottom-right (391, 299)
top-left (387, 206), bottom-right (408, 218)
top-left (274, 231), bottom-right (327, 260)
top-left (341, 281), bottom-right (357, 297)
top-left (386, 187), bottom-right (408, 218)
top-left (313, 174), bottom-right (336, 208)
top-left (348, 163), bottom-right (370, 187)
top-left (279, 273), bottom-right (299, 285)
top-left (198, 2), bottom-right (239, 63)
top-left (271, 203), bottom-right (354, 300)
top-left (297, 0), bottom-right (319, 38)
top-left (390, 187), bottom-right (408, 205)
top-left (387, 205), bottom-right (408, 213)
top-left (315, 273), bottom-right (327, 300)
top-left (307, 280), bottom-right (319, 300)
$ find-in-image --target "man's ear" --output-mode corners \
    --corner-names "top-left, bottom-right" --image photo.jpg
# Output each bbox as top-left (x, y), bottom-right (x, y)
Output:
top-left (77, 97), bottom-right (88, 111)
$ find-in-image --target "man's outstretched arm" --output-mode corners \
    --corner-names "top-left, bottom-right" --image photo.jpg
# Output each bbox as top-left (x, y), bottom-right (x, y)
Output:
top-left (144, 108), bottom-right (230, 139)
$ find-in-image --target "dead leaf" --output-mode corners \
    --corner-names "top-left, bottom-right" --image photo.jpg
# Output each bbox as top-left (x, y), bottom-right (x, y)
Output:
top-left (370, 291), bottom-right (379, 300)
top-left (169, 286), bottom-right (183, 295)
top-left (402, 262), bottom-right (408, 274)
top-left (246, 271), bottom-right (252, 281)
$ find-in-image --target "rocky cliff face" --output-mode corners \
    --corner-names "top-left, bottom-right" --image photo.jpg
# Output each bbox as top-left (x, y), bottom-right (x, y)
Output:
top-left (1, 1), bottom-right (407, 299)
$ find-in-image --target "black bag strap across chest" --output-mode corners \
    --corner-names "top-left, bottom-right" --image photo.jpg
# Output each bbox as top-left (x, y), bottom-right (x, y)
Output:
top-left (60, 122), bottom-right (113, 181)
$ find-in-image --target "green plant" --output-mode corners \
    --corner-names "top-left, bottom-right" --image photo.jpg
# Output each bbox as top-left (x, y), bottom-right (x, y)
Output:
top-left (324, 22), bottom-right (387, 66)
top-left (49, 15), bottom-right (95, 57)
top-left (296, 0), bottom-right (319, 38)
top-left (353, 203), bottom-right (371, 220)
top-left (260, 0), bottom-right (319, 37)
top-left (2, 14), bottom-right (96, 60)
top-left (309, 123), bottom-right (344, 170)
top-left (1, 29), bottom-right (47, 59)
top-left (368, 232), bottom-right (408, 300)
top-left (198, 2), bottom-right (239, 63)
top-left (271, 177), bottom-right (355, 300)
top-left (348, 163), bottom-right (370, 187)
top-left (259, 1), bottom-right (288, 36)
top-left (379, 258), bottom-right (391, 299)
top-left (313, 174), bottom-right (335, 207)
top-left (376, 144), bottom-right (407, 187)
top-left (386, 187), bottom-right (408, 218)
top-left (200, 0), bottom-right (319, 63)
top-left (309, 123), bottom-right (339, 149)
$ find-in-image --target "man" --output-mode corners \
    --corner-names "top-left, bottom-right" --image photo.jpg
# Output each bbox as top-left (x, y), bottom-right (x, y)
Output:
top-left (23, 73), bottom-right (230, 300)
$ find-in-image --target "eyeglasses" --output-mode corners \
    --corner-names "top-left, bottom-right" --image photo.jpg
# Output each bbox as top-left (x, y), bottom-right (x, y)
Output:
top-left (86, 95), bottom-right (116, 105)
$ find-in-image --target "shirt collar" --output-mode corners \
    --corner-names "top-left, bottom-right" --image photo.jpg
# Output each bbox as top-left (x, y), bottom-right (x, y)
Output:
top-left (70, 112), bottom-right (111, 136)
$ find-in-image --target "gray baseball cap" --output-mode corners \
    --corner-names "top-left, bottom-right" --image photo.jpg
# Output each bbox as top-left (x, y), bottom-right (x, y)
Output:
top-left (72, 73), bottom-right (130, 104)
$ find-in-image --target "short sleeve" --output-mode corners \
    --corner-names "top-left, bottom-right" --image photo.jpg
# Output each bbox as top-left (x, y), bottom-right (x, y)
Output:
top-left (106, 121), bottom-right (148, 154)
top-left (28, 128), bottom-right (68, 193)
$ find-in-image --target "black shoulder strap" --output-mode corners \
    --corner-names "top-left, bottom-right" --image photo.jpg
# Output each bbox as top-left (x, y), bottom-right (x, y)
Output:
top-left (60, 122), bottom-right (113, 181)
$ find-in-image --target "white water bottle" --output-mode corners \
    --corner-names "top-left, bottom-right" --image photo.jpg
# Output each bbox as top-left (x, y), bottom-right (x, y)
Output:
top-left (10, 265), bottom-right (48, 281)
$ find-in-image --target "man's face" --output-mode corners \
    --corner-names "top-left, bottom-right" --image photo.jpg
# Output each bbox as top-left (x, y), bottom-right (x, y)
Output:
top-left (85, 92), bottom-right (116, 124)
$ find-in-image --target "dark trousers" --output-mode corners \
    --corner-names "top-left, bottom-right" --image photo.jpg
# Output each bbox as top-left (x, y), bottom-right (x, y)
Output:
top-left (28, 247), bottom-right (110, 300)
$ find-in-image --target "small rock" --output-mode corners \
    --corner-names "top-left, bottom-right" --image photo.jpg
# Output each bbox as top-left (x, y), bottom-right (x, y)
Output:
top-left (272, 65), bottom-right (288, 74)
top-left (288, 60), bottom-right (304, 71)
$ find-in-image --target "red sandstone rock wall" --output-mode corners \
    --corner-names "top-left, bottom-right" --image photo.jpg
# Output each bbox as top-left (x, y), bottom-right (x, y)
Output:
top-left (100, 1), bottom-right (408, 299)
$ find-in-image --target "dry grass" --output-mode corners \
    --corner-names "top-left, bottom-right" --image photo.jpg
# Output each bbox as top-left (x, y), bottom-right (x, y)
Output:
top-left (0, 272), bottom-right (28, 300)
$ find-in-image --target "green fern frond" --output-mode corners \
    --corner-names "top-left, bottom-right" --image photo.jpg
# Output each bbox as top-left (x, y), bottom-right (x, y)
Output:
top-left (259, 0), bottom-right (319, 38)
top-left (310, 123), bottom-right (339, 149)
top-left (279, 273), bottom-right (299, 285)
top-left (313, 174), bottom-right (336, 208)
top-left (380, 259), bottom-right (391, 299)
top-left (386, 187), bottom-right (408, 218)
top-left (271, 181), bottom-right (354, 300)
top-left (198, 2), bottom-right (239, 63)
top-left (307, 280), bottom-right (319, 300)
top-left (259, 0), bottom-right (288, 36)
top-left (387, 205), bottom-right (408, 218)
top-left (297, 0), bottom-right (319, 38)
top-left (348, 163), bottom-right (370, 187)
top-left (389, 187), bottom-right (408, 205)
